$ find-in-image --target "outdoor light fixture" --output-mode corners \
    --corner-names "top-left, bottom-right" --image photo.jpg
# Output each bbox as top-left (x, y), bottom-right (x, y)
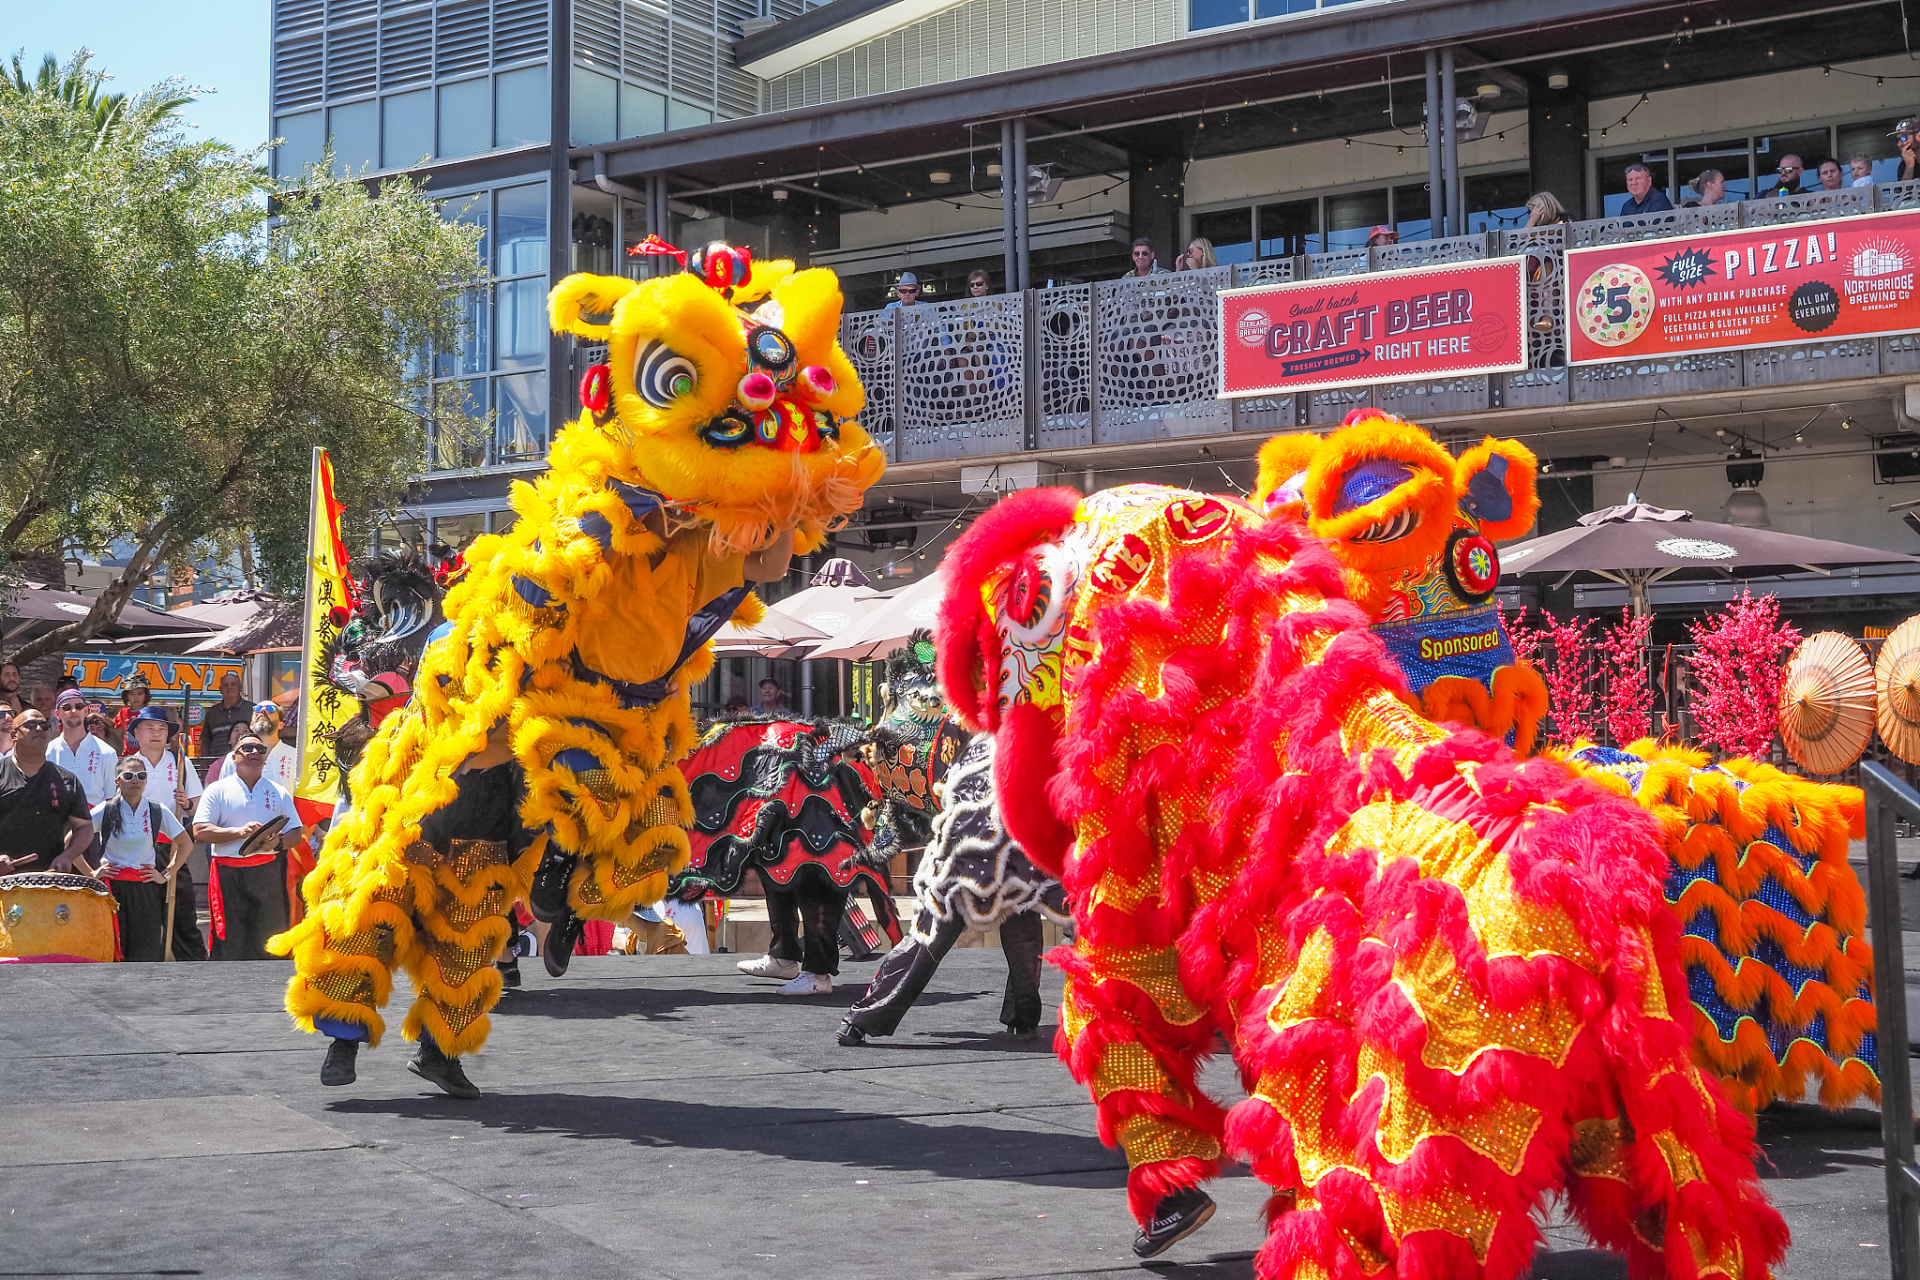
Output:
top-left (986, 163), bottom-right (1001, 177)
top-left (771, 187), bottom-right (788, 201)
top-left (929, 171), bottom-right (951, 184)
top-left (1842, 415), bottom-right (1856, 430)
top-left (1723, 446), bottom-right (1770, 527)
top-left (1477, 83), bottom-right (1500, 99)
top-left (1547, 72), bottom-right (1570, 90)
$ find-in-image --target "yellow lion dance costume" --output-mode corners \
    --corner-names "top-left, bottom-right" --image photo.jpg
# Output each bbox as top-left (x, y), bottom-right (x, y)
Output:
top-left (270, 246), bottom-right (884, 1090)
top-left (1254, 409), bottom-right (1876, 1116)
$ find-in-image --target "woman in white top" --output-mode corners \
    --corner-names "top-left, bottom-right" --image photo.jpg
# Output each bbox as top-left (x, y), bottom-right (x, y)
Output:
top-left (91, 758), bottom-right (187, 962)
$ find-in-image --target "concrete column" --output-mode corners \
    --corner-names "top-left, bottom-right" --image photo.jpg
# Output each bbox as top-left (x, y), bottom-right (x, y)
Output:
top-left (1012, 118), bottom-right (1031, 291)
top-left (1426, 50), bottom-right (1444, 237)
top-left (1526, 71), bottom-right (1587, 221)
top-left (1002, 118), bottom-right (1018, 292)
top-left (1440, 47), bottom-right (1461, 236)
top-left (547, 0), bottom-right (574, 444)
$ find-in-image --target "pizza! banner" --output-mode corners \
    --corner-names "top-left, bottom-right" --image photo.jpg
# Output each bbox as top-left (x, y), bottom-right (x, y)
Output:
top-left (1218, 258), bottom-right (1529, 398)
top-left (1566, 208), bottom-right (1920, 364)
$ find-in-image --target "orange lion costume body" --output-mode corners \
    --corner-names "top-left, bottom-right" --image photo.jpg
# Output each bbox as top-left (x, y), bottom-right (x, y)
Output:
top-left (1254, 411), bottom-right (1877, 1116)
top-left (935, 480), bottom-right (1785, 1279)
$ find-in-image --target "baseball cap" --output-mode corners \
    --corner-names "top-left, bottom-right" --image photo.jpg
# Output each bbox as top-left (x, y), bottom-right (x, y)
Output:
top-left (897, 271), bottom-right (919, 288)
top-left (1892, 117), bottom-right (1919, 137)
top-left (1369, 225), bottom-right (1395, 238)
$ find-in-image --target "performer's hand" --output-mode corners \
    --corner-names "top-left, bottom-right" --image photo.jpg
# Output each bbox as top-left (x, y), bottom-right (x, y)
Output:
top-left (174, 788), bottom-right (189, 812)
top-left (141, 867), bottom-right (167, 884)
top-left (240, 821), bottom-right (263, 839)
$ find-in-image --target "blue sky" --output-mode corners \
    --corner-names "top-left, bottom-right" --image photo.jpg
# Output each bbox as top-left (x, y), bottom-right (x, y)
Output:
top-left (8, 2), bottom-right (270, 152)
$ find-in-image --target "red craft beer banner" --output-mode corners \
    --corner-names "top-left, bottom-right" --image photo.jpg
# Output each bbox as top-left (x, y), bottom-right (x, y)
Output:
top-left (1565, 208), bottom-right (1920, 365)
top-left (1217, 258), bottom-right (1528, 398)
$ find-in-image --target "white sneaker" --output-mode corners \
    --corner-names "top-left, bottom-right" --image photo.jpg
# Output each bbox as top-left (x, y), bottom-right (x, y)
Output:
top-left (776, 972), bottom-right (833, 996)
top-left (737, 954), bottom-right (801, 980)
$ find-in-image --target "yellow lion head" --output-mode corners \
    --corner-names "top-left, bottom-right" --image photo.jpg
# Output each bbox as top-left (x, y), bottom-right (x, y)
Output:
top-left (549, 246), bottom-right (884, 556)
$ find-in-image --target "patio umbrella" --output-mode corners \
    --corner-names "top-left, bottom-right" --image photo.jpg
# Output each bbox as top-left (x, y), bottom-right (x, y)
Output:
top-left (1777, 632), bottom-right (1874, 775)
top-left (711, 603), bottom-right (828, 659)
top-left (1499, 503), bottom-right (1920, 616)
top-left (1876, 614), bottom-right (1920, 766)
top-left (2, 581), bottom-right (218, 650)
top-left (772, 557), bottom-right (886, 643)
top-left (808, 569), bottom-right (949, 661)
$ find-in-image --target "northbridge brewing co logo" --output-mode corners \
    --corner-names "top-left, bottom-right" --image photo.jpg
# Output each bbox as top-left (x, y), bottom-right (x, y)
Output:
top-left (1253, 286), bottom-right (1491, 378)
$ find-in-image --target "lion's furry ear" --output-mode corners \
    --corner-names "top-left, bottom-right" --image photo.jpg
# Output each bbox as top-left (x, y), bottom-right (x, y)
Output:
top-left (549, 274), bottom-right (640, 340)
top-left (731, 259), bottom-right (796, 307)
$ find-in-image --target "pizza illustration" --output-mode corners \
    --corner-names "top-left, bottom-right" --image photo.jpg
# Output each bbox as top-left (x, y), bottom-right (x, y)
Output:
top-left (1575, 263), bottom-right (1656, 347)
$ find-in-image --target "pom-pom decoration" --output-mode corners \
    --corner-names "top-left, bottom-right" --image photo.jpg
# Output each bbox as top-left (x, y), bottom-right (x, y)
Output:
top-left (579, 363), bottom-right (612, 416)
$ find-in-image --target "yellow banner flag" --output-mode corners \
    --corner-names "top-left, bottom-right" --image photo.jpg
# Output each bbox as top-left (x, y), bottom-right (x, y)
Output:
top-left (294, 448), bottom-right (354, 824)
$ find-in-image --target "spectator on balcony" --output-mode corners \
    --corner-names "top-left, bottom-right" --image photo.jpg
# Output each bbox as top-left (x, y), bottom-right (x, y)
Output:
top-left (1364, 226), bottom-right (1398, 249)
top-left (884, 272), bottom-right (922, 309)
top-left (1681, 170), bottom-right (1727, 207)
top-left (1852, 154), bottom-right (1877, 186)
top-left (1523, 192), bottom-right (1572, 228)
top-left (1175, 238), bottom-right (1219, 269)
top-left (966, 268), bottom-right (992, 297)
top-left (1123, 238), bottom-right (1170, 278)
top-left (1892, 118), bottom-right (1919, 181)
top-left (1618, 164), bottom-right (1673, 215)
top-left (1817, 159), bottom-right (1845, 191)
top-left (1766, 155), bottom-right (1806, 196)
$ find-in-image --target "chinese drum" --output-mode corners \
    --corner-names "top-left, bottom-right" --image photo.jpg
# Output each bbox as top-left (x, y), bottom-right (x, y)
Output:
top-left (0, 873), bottom-right (118, 962)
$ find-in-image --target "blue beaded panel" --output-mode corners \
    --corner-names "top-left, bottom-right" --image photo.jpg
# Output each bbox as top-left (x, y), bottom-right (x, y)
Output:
top-left (1331, 459), bottom-right (1414, 515)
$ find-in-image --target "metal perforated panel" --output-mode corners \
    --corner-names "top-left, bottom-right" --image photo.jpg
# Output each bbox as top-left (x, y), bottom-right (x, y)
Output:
top-left (1500, 225), bottom-right (1569, 406)
top-left (1574, 204), bottom-right (1739, 247)
top-left (839, 312), bottom-right (896, 460)
top-left (1743, 188), bottom-right (1874, 227)
top-left (1093, 268), bottom-right (1229, 442)
top-left (1036, 285), bottom-right (1092, 449)
top-left (897, 296), bottom-right (1026, 461)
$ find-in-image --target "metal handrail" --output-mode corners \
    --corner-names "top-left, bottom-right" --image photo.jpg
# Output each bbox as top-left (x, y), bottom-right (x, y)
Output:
top-left (1861, 761), bottom-right (1920, 1279)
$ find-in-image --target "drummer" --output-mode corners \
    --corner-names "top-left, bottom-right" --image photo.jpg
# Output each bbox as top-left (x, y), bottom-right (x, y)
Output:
top-left (93, 758), bottom-right (188, 961)
top-left (0, 709), bottom-right (94, 877)
top-left (191, 731), bottom-right (304, 960)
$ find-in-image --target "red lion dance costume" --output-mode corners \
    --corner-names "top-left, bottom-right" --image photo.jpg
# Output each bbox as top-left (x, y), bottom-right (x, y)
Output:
top-left (936, 482), bottom-right (1785, 1279)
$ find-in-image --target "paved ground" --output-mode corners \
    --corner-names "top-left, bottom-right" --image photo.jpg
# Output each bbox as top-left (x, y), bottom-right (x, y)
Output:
top-left (0, 953), bottom-right (1899, 1279)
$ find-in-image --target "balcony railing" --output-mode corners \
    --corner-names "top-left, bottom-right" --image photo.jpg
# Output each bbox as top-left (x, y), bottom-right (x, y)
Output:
top-left (838, 181), bottom-right (1920, 464)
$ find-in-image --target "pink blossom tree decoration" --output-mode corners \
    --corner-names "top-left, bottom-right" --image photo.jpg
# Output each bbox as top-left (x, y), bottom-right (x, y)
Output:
top-left (1597, 607), bottom-right (1655, 746)
top-left (1685, 588), bottom-right (1801, 758)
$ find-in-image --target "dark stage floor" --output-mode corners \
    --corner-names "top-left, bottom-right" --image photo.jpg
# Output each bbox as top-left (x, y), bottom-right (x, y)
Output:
top-left (0, 953), bottom-right (1895, 1279)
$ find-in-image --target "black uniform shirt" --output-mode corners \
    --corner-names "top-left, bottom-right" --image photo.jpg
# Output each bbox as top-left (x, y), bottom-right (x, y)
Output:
top-left (0, 757), bottom-right (90, 866)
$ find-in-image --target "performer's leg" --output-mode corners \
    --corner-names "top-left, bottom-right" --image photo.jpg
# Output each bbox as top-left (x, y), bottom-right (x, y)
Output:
top-left (169, 863), bottom-right (207, 961)
top-left (997, 910), bottom-right (1045, 1036)
top-left (275, 854), bottom-right (416, 1085)
top-left (795, 875), bottom-right (844, 978)
top-left (109, 880), bottom-right (168, 963)
top-left (401, 839), bottom-right (520, 1097)
top-left (839, 910), bottom-right (968, 1043)
top-left (240, 855), bottom-right (290, 960)
top-left (764, 875), bottom-right (802, 965)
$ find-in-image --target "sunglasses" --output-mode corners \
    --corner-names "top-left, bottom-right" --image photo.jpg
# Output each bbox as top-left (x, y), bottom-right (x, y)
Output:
top-left (16, 719), bottom-right (48, 732)
top-left (235, 744), bottom-right (268, 756)
top-left (119, 771), bottom-right (148, 781)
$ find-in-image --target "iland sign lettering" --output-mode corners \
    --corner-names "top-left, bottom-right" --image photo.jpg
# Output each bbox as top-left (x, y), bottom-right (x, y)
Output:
top-left (1218, 257), bottom-right (1528, 398)
top-left (1566, 208), bottom-right (1920, 364)
top-left (65, 654), bottom-right (243, 705)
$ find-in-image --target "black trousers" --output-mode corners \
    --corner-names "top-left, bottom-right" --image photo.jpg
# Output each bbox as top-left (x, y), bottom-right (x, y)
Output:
top-left (213, 855), bottom-right (288, 961)
top-left (844, 908), bottom-right (1047, 1038)
top-left (109, 879), bottom-right (169, 963)
top-left (170, 863), bottom-right (207, 961)
top-left (758, 868), bottom-right (845, 977)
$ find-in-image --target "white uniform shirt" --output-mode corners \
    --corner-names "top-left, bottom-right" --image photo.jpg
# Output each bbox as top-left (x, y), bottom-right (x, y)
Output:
top-left (222, 741), bottom-right (298, 793)
top-left (130, 748), bottom-right (204, 818)
top-left (50, 733), bottom-right (117, 807)
top-left (194, 772), bottom-right (296, 860)
top-left (90, 796), bottom-right (185, 870)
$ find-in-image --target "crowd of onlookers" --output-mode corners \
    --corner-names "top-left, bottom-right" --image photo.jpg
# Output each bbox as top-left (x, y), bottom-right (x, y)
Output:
top-left (0, 659), bottom-right (306, 964)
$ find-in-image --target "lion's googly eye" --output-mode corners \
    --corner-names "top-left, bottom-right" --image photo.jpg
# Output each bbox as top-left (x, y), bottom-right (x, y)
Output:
top-left (635, 340), bottom-right (698, 408)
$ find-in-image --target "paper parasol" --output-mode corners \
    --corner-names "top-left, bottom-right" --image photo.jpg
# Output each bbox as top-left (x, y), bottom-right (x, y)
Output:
top-left (1777, 632), bottom-right (1874, 775)
top-left (1876, 615), bottom-right (1920, 766)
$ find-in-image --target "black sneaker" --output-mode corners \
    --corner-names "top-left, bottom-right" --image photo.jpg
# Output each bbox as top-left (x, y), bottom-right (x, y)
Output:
top-left (320, 1038), bottom-right (358, 1086)
top-left (1007, 1024), bottom-right (1040, 1042)
top-left (543, 911), bottom-right (584, 978)
top-left (528, 851), bottom-right (575, 923)
top-left (1132, 1187), bottom-right (1216, 1259)
top-left (836, 1020), bottom-right (868, 1047)
top-left (496, 956), bottom-right (522, 989)
top-left (408, 1038), bottom-right (481, 1099)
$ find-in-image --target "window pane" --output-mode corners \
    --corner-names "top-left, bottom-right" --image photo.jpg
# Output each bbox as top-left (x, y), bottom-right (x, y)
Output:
top-left (438, 78), bottom-right (490, 159)
top-left (1392, 182), bottom-right (1433, 242)
top-left (495, 278), bottom-right (547, 370)
top-left (432, 380), bottom-right (489, 471)
top-left (572, 185), bottom-right (616, 275)
top-left (1675, 138), bottom-right (1751, 204)
top-left (1191, 0), bottom-right (1248, 27)
top-left (571, 68), bottom-right (618, 146)
top-left (1258, 199), bottom-right (1320, 257)
top-left (439, 192), bottom-right (490, 265)
top-left (488, 509), bottom-right (517, 535)
top-left (274, 110), bottom-right (324, 179)
top-left (1464, 170), bottom-right (1533, 233)
top-left (495, 372), bottom-right (548, 463)
top-left (621, 82), bottom-right (666, 138)
top-left (1754, 129), bottom-right (1828, 194)
top-left (436, 287), bottom-right (488, 377)
top-left (376, 518), bottom-right (425, 557)
top-left (381, 89), bottom-right (433, 170)
top-left (327, 99), bottom-right (377, 177)
top-left (432, 512), bottom-right (488, 554)
top-left (1837, 117), bottom-right (1906, 186)
top-left (1256, 0), bottom-right (1314, 16)
top-left (1598, 152), bottom-right (1669, 217)
top-left (496, 184), bottom-right (547, 276)
top-left (495, 65), bottom-right (550, 149)
top-left (667, 99), bottom-right (712, 131)
top-left (1189, 208), bottom-right (1253, 266)
top-left (1325, 189), bottom-right (1388, 250)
